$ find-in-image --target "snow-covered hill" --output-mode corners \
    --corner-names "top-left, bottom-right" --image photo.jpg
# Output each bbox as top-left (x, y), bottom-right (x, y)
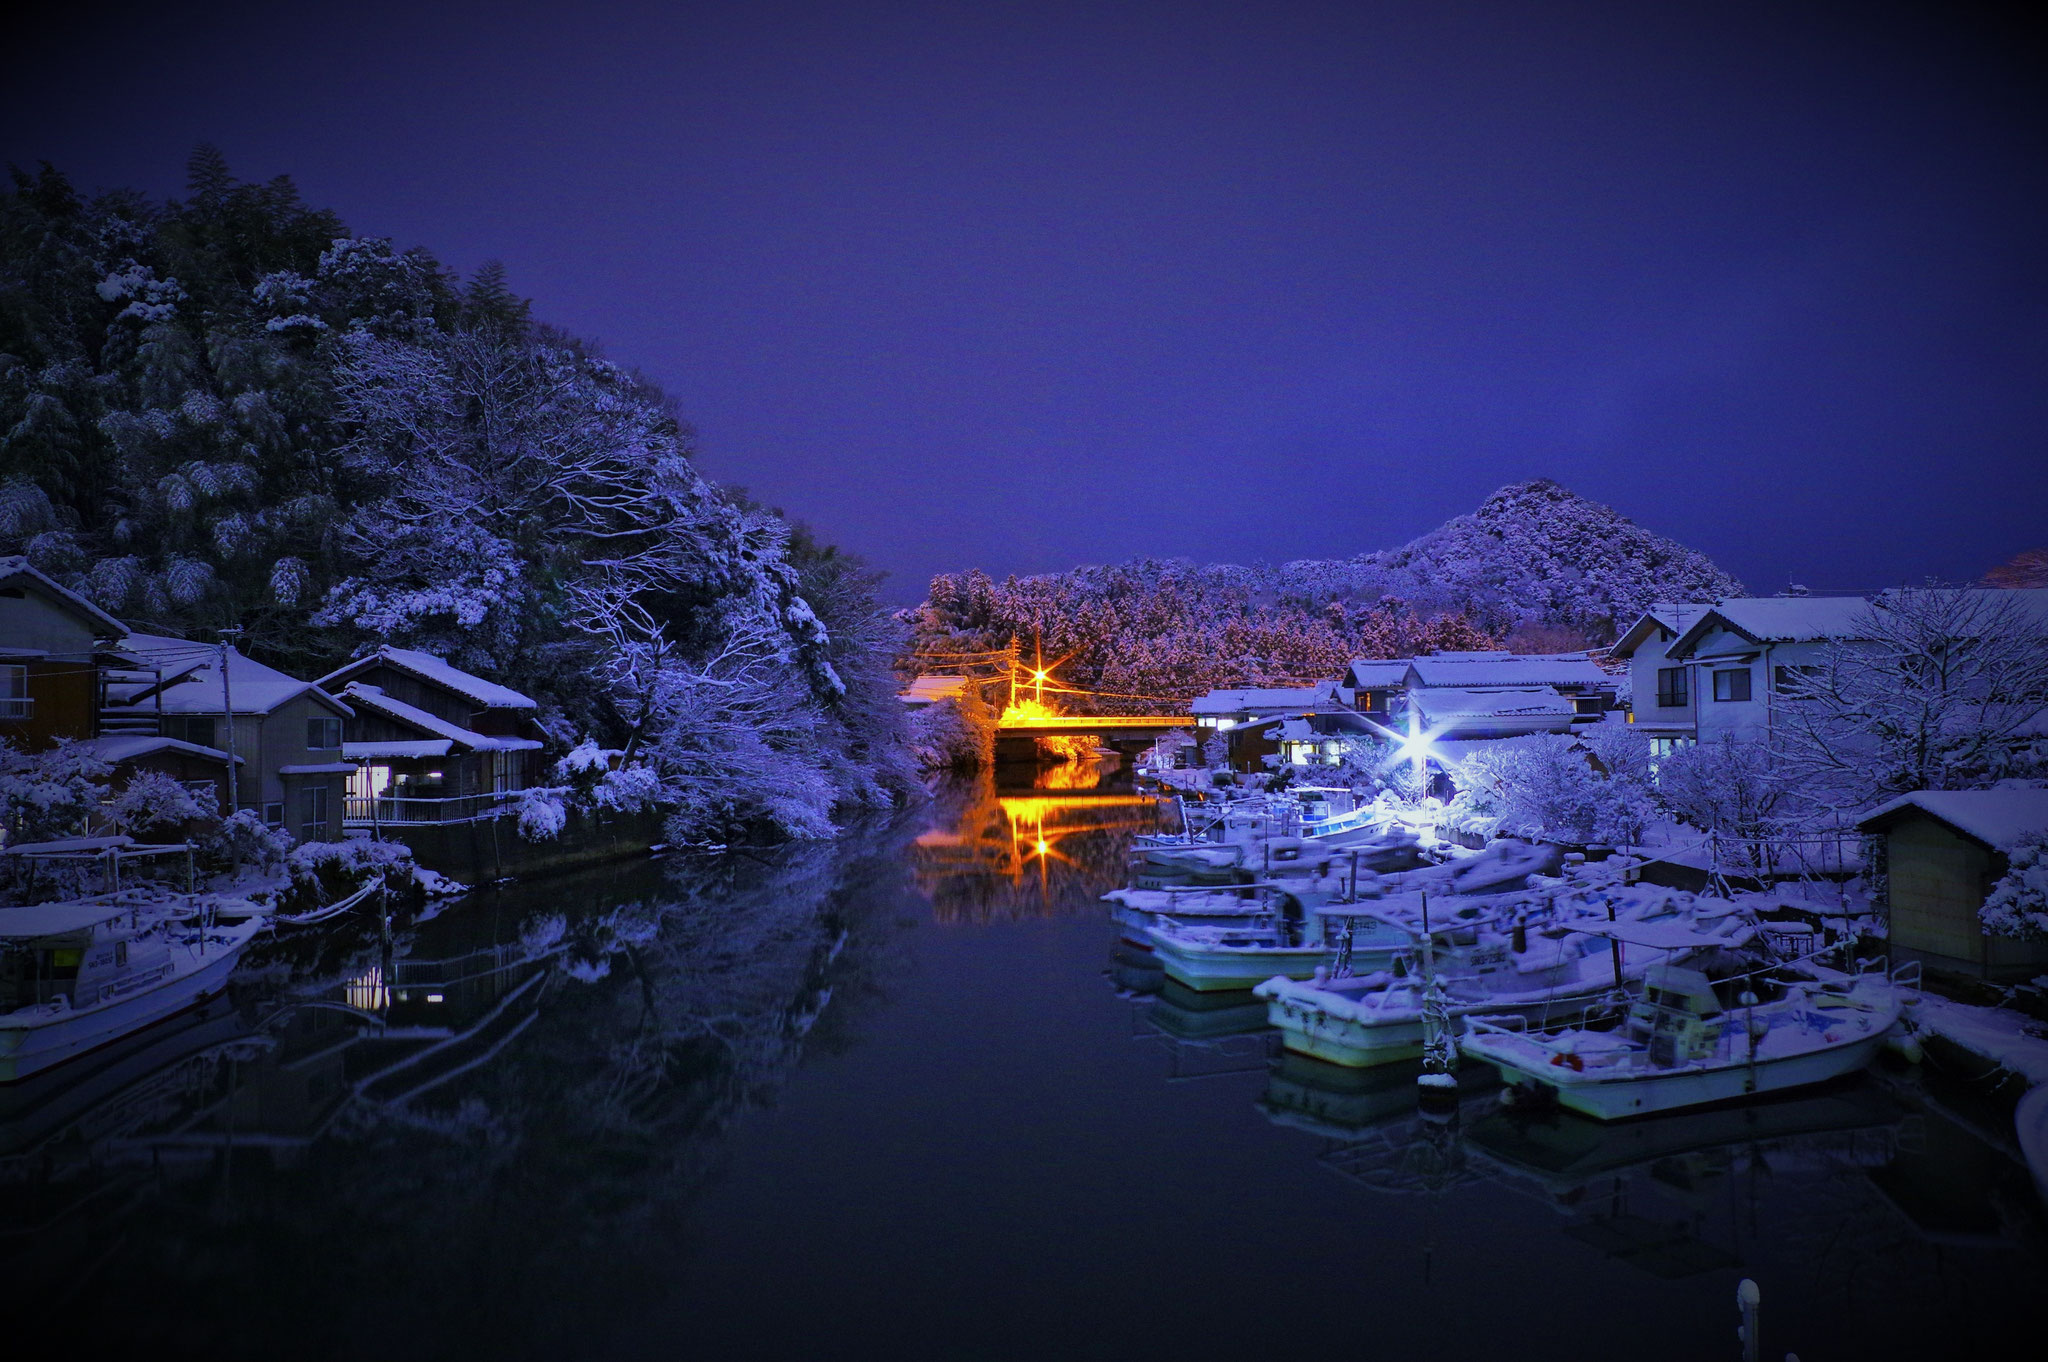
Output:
top-left (1280, 479), bottom-right (1742, 641)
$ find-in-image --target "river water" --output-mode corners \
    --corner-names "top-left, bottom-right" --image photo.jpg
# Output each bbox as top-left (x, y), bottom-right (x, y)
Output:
top-left (2, 763), bottom-right (2041, 1359)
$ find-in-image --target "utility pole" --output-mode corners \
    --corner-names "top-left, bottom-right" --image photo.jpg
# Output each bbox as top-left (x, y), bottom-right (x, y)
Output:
top-left (218, 627), bottom-right (242, 815)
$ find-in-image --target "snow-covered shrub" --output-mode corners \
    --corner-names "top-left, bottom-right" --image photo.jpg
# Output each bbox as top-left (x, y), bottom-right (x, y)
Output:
top-left (517, 789), bottom-right (569, 841)
top-left (277, 838), bottom-right (423, 914)
top-left (195, 809), bottom-right (290, 879)
top-left (907, 694), bottom-right (995, 772)
top-left (1981, 832), bottom-right (2048, 939)
top-left (0, 736), bottom-right (111, 847)
top-left (595, 763), bottom-right (665, 812)
top-left (108, 770), bottom-right (217, 838)
top-left (1450, 734), bottom-right (1654, 846)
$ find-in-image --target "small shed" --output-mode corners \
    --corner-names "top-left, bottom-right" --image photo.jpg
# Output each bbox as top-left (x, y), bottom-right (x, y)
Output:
top-left (1857, 789), bottom-right (2048, 982)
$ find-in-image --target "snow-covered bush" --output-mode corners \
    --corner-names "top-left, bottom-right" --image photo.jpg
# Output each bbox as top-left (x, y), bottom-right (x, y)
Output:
top-left (517, 788), bottom-right (570, 842)
top-left (907, 693), bottom-right (995, 772)
top-left (1981, 832), bottom-right (2048, 939)
top-left (1450, 734), bottom-right (1654, 846)
top-left (195, 809), bottom-right (290, 879)
top-left (277, 838), bottom-right (423, 914)
top-left (108, 770), bottom-right (216, 838)
top-left (0, 736), bottom-right (111, 847)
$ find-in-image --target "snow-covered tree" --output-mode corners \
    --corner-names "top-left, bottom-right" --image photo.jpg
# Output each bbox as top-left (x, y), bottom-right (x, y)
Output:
top-left (1980, 831), bottom-right (2048, 939)
top-left (107, 770), bottom-right (215, 838)
top-left (1771, 587), bottom-right (2048, 813)
top-left (1655, 738), bottom-right (1795, 874)
top-left (1450, 733), bottom-right (1655, 845)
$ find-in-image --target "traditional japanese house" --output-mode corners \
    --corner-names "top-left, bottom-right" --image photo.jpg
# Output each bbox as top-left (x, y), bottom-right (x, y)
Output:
top-left (114, 634), bottom-right (352, 842)
top-left (316, 647), bottom-right (544, 826)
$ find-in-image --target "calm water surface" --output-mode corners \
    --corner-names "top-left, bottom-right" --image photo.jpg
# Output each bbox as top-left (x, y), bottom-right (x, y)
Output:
top-left (2, 764), bottom-right (2041, 1360)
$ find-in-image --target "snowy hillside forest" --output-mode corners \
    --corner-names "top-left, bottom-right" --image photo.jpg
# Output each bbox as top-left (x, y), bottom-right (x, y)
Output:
top-left (909, 480), bottom-right (1743, 705)
top-left (0, 152), bottom-right (914, 842)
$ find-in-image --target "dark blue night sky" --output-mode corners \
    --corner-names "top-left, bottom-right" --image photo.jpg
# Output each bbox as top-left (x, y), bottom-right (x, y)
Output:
top-left (8, 0), bottom-right (2044, 600)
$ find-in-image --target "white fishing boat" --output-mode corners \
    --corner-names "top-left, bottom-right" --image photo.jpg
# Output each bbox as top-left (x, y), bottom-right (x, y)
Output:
top-left (1105, 883), bottom-right (1273, 943)
top-left (1144, 894), bottom-right (1423, 993)
top-left (1459, 939), bottom-right (1905, 1121)
top-left (0, 901), bottom-right (264, 1082)
top-left (1256, 894), bottom-right (1755, 1069)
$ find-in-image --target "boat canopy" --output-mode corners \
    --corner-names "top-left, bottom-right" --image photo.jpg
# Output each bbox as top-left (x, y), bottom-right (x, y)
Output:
top-left (0, 901), bottom-right (135, 938)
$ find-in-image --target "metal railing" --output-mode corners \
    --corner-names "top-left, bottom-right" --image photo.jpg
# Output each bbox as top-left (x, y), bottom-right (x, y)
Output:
top-left (344, 792), bottom-right (515, 826)
top-left (0, 696), bottom-right (32, 719)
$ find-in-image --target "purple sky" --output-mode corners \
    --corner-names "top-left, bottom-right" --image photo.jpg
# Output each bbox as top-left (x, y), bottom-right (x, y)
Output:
top-left (9, 1), bottom-right (2045, 602)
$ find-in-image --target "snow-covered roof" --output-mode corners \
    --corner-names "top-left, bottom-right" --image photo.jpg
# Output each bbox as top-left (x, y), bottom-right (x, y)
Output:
top-left (344, 739), bottom-right (455, 759)
top-left (1610, 603), bottom-right (1715, 659)
top-left (74, 733), bottom-right (240, 766)
top-left (0, 556), bottom-right (127, 637)
top-left (118, 634), bottom-right (352, 717)
top-left (1345, 659), bottom-right (1412, 689)
top-left (1405, 654), bottom-right (1609, 689)
top-left (342, 683), bottom-right (542, 752)
top-left (899, 674), bottom-right (969, 705)
top-left (1668, 597), bottom-right (1871, 657)
top-left (1190, 684), bottom-right (1336, 715)
top-left (278, 761), bottom-right (356, 775)
top-left (318, 645), bottom-right (538, 710)
top-left (1856, 789), bottom-right (2048, 852)
top-left (1410, 687), bottom-right (1577, 721)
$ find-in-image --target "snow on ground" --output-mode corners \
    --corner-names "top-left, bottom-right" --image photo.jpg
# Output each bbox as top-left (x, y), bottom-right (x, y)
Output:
top-left (1911, 991), bottom-right (2048, 1087)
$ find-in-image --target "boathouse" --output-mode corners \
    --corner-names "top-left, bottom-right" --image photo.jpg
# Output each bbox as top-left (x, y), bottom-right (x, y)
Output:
top-left (1857, 789), bottom-right (2048, 982)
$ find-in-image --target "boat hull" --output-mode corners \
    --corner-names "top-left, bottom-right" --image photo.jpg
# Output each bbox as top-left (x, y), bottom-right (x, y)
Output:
top-left (1465, 1028), bottom-right (1893, 1122)
top-left (1265, 986), bottom-right (1618, 1069)
top-left (0, 929), bottom-right (256, 1084)
top-left (1148, 937), bottom-right (1332, 992)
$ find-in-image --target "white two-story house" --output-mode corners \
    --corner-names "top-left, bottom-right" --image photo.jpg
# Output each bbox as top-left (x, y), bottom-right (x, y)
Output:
top-left (1608, 603), bottom-right (1715, 757)
top-left (1657, 597), bottom-right (1872, 745)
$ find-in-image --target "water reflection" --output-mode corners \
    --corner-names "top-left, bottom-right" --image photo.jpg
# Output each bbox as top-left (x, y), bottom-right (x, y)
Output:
top-left (912, 764), bottom-right (1169, 921)
top-left (0, 818), bottom-right (924, 1358)
top-left (0, 765), bottom-right (2041, 1360)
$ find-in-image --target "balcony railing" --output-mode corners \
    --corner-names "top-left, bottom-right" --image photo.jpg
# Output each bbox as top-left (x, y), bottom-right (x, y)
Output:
top-left (345, 793), bottom-right (516, 826)
top-left (0, 696), bottom-right (32, 720)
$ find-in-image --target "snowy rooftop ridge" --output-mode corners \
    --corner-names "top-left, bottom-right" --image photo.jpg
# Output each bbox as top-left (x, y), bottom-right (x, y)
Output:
top-left (74, 733), bottom-right (241, 766)
top-left (118, 633), bottom-right (351, 717)
top-left (1344, 659), bottom-right (1412, 688)
top-left (1857, 789), bottom-right (2048, 852)
top-left (0, 556), bottom-right (127, 638)
top-left (1190, 683), bottom-right (1339, 715)
top-left (342, 683), bottom-right (542, 753)
top-left (1405, 654), bottom-right (1608, 689)
top-left (1409, 686), bottom-right (1576, 720)
top-left (1668, 597), bottom-right (1872, 655)
top-left (319, 645), bottom-right (538, 710)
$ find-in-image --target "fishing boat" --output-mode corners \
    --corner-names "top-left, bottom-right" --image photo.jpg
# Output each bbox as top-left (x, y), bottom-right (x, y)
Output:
top-left (0, 901), bottom-right (264, 1082)
top-left (1459, 936), bottom-right (1906, 1121)
top-left (1144, 893), bottom-right (1422, 993)
top-left (1256, 892), bottom-right (1754, 1069)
